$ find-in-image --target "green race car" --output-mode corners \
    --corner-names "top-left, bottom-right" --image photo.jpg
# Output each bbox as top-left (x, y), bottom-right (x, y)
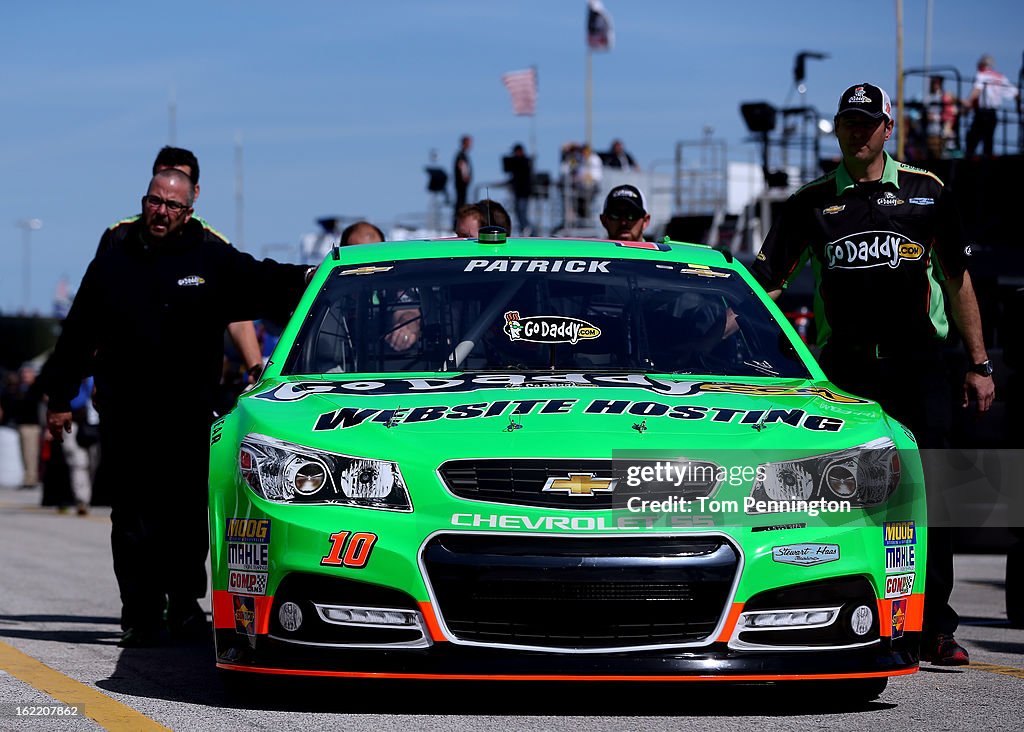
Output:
top-left (209, 231), bottom-right (924, 696)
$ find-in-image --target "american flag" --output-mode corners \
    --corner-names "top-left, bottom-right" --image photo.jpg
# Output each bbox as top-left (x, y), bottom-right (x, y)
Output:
top-left (587, 0), bottom-right (614, 51)
top-left (501, 67), bottom-right (537, 116)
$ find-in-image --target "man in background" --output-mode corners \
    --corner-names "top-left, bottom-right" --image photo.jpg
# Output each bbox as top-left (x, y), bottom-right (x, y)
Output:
top-left (340, 221), bottom-right (385, 245)
top-left (964, 55), bottom-right (1019, 159)
top-left (455, 200), bottom-right (512, 238)
top-left (506, 143), bottom-right (533, 235)
top-left (599, 184), bottom-right (650, 241)
top-left (453, 135), bottom-right (473, 228)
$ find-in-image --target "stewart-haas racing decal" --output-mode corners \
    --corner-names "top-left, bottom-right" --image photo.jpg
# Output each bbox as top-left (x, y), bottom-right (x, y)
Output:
top-left (503, 311), bottom-right (601, 344)
top-left (255, 373), bottom-right (868, 404)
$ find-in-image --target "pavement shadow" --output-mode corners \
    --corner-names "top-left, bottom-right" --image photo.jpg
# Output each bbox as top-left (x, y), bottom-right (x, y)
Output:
top-left (959, 615), bottom-right (1012, 627)
top-left (0, 613), bottom-right (121, 646)
top-left (968, 638), bottom-right (1024, 655)
top-left (98, 654), bottom-right (896, 717)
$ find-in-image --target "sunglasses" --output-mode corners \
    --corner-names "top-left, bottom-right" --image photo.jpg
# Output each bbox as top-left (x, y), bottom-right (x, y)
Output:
top-left (606, 211), bottom-right (641, 222)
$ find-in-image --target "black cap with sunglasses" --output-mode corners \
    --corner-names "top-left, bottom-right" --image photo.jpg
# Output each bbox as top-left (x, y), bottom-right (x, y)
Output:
top-left (602, 184), bottom-right (647, 219)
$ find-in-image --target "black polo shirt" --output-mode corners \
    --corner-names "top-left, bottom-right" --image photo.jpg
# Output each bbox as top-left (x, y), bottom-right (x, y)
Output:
top-left (753, 153), bottom-right (969, 348)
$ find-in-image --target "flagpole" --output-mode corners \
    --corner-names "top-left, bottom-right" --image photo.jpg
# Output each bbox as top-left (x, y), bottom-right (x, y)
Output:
top-left (585, 49), bottom-right (593, 147)
top-left (895, 0), bottom-right (905, 159)
top-left (530, 64), bottom-right (538, 157)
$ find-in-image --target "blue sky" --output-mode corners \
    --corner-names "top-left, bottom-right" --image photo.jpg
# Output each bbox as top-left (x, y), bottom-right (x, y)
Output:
top-left (3, 0), bottom-right (1022, 313)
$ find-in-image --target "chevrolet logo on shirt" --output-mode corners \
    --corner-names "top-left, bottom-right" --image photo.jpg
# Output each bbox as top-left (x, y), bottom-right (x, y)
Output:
top-left (541, 473), bottom-right (617, 496)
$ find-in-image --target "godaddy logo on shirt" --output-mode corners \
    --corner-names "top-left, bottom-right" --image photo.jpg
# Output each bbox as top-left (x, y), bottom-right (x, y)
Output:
top-left (177, 275), bottom-right (206, 287)
top-left (824, 231), bottom-right (924, 270)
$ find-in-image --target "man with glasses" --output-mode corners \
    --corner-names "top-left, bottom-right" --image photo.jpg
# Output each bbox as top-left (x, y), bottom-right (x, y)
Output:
top-left (97, 147), bottom-right (264, 385)
top-left (753, 82), bottom-right (994, 667)
top-left (40, 168), bottom-right (313, 648)
top-left (600, 184), bottom-right (650, 241)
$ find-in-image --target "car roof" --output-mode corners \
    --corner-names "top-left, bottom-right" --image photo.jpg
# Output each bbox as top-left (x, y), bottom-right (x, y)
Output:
top-left (321, 237), bottom-right (736, 270)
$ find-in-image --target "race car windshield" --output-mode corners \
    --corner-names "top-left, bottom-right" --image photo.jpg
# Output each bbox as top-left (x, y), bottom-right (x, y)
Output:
top-left (283, 257), bottom-right (809, 379)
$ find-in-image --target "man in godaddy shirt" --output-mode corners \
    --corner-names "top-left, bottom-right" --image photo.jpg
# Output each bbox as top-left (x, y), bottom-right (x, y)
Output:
top-left (754, 82), bottom-right (994, 667)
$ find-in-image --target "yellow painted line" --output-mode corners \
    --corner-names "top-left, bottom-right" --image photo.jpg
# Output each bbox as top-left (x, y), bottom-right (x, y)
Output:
top-left (0, 639), bottom-right (169, 731)
top-left (970, 661), bottom-right (1024, 680)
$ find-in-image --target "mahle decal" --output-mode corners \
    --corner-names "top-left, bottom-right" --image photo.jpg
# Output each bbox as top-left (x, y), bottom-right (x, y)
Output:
top-left (504, 311), bottom-right (601, 345)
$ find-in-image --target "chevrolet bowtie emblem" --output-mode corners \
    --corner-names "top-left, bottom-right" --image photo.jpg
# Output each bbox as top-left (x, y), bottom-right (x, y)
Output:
top-left (340, 265), bottom-right (394, 276)
top-left (541, 473), bottom-right (617, 496)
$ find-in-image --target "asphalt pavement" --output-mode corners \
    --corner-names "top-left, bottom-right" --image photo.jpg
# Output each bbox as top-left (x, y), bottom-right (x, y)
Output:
top-left (1, 484), bottom-right (1022, 731)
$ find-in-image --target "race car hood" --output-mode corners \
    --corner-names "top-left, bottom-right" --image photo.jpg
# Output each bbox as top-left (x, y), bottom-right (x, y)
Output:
top-left (239, 373), bottom-right (899, 460)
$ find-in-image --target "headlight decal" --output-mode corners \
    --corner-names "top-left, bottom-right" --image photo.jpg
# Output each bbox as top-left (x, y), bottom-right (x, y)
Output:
top-left (748, 438), bottom-right (900, 512)
top-left (238, 434), bottom-right (412, 510)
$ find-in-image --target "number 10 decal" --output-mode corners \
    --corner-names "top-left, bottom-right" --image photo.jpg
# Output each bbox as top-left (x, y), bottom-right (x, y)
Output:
top-left (320, 531), bottom-right (378, 568)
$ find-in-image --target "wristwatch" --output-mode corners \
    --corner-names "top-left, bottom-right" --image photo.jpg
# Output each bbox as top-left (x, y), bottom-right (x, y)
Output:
top-left (970, 359), bottom-right (994, 377)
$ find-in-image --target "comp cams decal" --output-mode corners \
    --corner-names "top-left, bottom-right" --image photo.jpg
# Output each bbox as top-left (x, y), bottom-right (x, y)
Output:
top-left (228, 571), bottom-right (268, 595)
top-left (312, 399), bottom-right (845, 432)
top-left (504, 311), bottom-right (601, 344)
top-left (255, 373), bottom-right (868, 404)
top-left (884, 573), bottom-right (915, 599)
top-left (771, 543), bottom-right (840, 566)
top-left (824, 231), bottom-right (924, 270)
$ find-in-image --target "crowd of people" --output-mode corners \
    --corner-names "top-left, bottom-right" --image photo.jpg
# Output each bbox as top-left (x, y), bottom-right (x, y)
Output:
top-left (2, 67), bottom-right (1009, 667)
top-left (903, 55), bottom-right (1019, 162)
top-left (443, 134), bottom-right (640, 236)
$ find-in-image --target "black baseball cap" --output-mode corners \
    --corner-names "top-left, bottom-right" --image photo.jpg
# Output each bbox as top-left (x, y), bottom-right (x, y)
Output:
top-left (602, 184), bottom-right (647, 216)
top-left (836, 83), bottom-right (892, 121)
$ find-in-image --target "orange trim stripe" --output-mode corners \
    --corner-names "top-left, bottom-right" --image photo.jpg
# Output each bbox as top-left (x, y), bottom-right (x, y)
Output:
top-left (715, 602), bottom-right (745, 642)
top-left (213, 590), bottom-right (234, 629)
top-left (216, 663), bottom-right (917, 682)
top-left (877, 593), bottom-right (924, 636)
top-left (418, 601), bottom-right (448, 641)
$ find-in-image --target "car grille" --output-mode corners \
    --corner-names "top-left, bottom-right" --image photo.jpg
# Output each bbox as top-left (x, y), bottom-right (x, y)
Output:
top-left (423, 534), bottom-right (738, 649)
top-left (438, 458), bottom-right (720, 509)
